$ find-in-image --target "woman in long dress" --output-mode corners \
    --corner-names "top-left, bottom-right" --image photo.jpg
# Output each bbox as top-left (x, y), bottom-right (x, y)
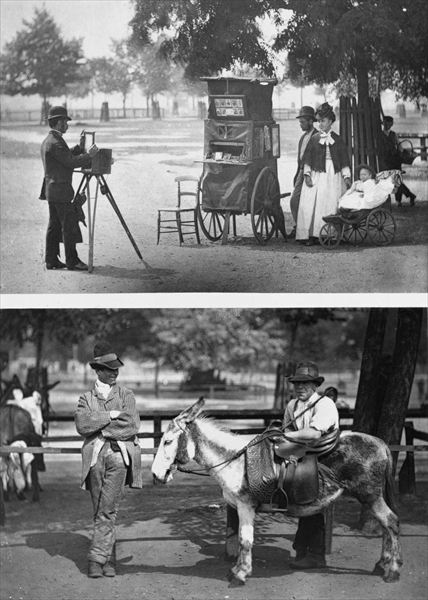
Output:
top-left (296, 103), bottom-right (351, 246)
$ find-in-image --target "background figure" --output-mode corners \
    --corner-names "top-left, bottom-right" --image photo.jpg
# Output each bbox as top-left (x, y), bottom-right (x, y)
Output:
top-left (289, 106), bottom-right (317, 238)
top-left (381, 116), bottom-right (416, 206)
top-left (296, 103), bottom-right (351, 246)
top-left (75, 342), bottom-right (142, 579)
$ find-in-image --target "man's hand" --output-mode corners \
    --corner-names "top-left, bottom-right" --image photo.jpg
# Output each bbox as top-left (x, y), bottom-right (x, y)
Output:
top-left (110, 410), bottom-right (121, 419)
top-left (88, 144), bottom-right (99, 157)
top-left (304, 174), bottom-right (313, 188)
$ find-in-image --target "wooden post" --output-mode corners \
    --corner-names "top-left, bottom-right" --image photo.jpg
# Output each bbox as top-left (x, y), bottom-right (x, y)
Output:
top-left (225, 504), bottom-right (239, 560)
top-left (399, 422), bottom-right (416, 495)
top-left (0, 483), bottom-right (5, 526)
top-left (325, 503), bottom-right (335, 554)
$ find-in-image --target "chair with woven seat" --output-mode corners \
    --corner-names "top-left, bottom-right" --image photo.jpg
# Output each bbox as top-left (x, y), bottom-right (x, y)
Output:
top-left (157, 175), bottom-right (201, 245)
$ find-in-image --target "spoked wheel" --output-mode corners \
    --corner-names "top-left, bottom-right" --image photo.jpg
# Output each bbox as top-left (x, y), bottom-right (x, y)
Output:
top-left (197, 205), bottom-right (226, 241)
top-left (342, 222), bottom-right (367, 245)
top-left (250, 167), bottom-right (278, 245)
top-left (319, 222), bottom-right (342, 249)
top-left (366, 208), bottom-right (396, 245)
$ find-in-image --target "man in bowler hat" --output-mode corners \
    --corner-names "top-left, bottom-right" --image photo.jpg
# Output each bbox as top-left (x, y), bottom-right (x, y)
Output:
top-left (75, 342), bottom-right (142, 578)
top-left (283, 361), bottom-right (339, 569)
top-left (40, 105), bottom-right (97, 271)
top-left (289, 107), bottom-right (317, 238)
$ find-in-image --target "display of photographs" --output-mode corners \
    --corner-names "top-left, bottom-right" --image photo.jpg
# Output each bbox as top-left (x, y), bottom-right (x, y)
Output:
top-left (271, 125), bottom-right (280, 158)
top-left (211, 96), bottom-right (247, 119)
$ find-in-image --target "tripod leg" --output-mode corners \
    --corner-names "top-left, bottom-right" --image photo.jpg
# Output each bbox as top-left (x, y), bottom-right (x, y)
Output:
top-left (100, 176), bottom-right (144, 261)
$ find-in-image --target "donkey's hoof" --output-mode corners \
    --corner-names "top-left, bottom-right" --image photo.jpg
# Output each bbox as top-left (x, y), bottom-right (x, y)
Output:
top-left (228, 576), bottom-right (246, 588)
top-left (372, 563), bottom-right (384, 577)
top-left (383, 570), bottom-right (400, 583)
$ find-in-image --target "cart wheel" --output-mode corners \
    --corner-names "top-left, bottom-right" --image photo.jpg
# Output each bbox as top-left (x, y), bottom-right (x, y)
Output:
top-left (250, 167), bottom-right (278, 245)
top-left (366, 208), bottom-right (396, 245)
top-left (319, 222), bottom-right (342, 249)
top-left (342, 222), bottom-right (367, 245)
top-left (197, 205), bottom-right (226, 241)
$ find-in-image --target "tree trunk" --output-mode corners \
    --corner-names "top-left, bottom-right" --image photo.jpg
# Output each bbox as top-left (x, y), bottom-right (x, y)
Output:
top-left (273, 362), bottom-right (286, 410)
top-left (122, 94), bottom-right (126, 119)
top-left (353, 308), bottom-right (388, 435)
top-left (376, 308), bottom-right (423, 474)
top-left (34, 313), bottom-right (45, 389)
top-left (355, 49), bottom-right (370, 105)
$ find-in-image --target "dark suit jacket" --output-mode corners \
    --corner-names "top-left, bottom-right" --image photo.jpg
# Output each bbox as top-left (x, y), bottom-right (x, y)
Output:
top-left (40, 130), bottom-right (91, 203)
top-left (294, 128), bottom-right (317, 185)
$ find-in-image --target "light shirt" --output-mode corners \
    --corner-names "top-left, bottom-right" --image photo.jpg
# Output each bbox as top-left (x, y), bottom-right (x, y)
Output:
top-left (95, 379), bottom-right (111, 399)
top-left (300, 128), bottom-right (315, 160)
top-left (283, 392), bottom-right (339, 433)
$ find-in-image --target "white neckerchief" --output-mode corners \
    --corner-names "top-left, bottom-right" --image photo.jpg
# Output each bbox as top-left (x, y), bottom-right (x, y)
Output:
top-left (95, 379), bottom-right (111, 399)
top-left (319, 131), bottom-right (334, 145)
top-left (51, 129), bottom-right (63, 137)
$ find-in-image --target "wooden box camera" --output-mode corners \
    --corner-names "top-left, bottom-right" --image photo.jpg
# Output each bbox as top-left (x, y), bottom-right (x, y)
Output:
top-left (81, 130), bottom-right (112, 174)
top-left (87, 149), bottom-right (113, 174)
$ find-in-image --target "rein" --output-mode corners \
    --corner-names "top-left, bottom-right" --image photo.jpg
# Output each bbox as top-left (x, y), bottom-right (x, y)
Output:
top-left (175, 390), bottom-right (330, 477)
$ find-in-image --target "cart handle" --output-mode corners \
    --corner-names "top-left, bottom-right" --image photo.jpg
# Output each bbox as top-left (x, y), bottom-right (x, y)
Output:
top-left (280, 192), bottom-right (291, 198)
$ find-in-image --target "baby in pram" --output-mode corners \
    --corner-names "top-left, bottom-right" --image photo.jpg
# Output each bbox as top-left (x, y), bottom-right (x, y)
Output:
top-left (338, 164), bottom-right (401, 211)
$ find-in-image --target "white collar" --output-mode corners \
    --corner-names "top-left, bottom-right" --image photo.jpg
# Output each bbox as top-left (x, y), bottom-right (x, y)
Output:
top-left (95, 379), bottom-right (111, 398)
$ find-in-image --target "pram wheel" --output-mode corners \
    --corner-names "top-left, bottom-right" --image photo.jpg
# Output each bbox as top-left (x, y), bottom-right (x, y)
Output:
top-left (319, 222), bottom-right (342, 249)
top-left (342, 222), bottom-right (367, 245)
top-left (366, 208), bottom-right (396, 246)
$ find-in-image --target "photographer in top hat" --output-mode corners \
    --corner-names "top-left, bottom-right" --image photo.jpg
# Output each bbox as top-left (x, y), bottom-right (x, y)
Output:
top-left (40, 105), bottom-right (98, 271)
top-left (283, 361), bottom-right (339, 570)
top-left (75, 342), bottom-right (142, 579)
top-left (289, 106), bottom-right (318, 238)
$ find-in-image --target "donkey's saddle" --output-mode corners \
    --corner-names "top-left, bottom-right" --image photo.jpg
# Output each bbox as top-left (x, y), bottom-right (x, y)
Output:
top-left (245, 428), bottom-right (340, 512)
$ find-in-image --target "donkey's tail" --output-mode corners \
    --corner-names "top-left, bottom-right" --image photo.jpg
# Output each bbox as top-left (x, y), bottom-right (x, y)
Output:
top-left (384, 450), bottom-right (399, 515)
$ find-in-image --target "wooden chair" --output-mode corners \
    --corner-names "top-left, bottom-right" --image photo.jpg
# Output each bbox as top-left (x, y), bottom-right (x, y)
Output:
top-left (157, 176), bottom-right (201, 245)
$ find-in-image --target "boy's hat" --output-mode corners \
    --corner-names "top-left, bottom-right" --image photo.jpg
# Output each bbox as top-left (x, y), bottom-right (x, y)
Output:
top-left (89, 341), bottom-right (124, 370)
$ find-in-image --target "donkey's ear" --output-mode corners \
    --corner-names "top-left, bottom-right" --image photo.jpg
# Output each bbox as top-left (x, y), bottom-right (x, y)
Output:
top-left (177, 397), bottom-right (205, 424)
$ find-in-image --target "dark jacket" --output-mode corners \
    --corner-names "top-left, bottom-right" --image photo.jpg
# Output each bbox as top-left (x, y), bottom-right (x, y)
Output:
top-left (40, 130), bottom-right (91, 203)
top-left (294, 128), bottom-right (318, 185)
top-left (302, 131), bottom-right (350, 174)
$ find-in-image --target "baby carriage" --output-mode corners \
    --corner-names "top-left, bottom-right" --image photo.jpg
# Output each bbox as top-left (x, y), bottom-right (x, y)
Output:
top-left (319, 170), bottom-right (403, 249)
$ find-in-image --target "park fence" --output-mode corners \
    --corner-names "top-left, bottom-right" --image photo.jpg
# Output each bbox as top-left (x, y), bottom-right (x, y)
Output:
top-left (0, 106), bottom-right (299, 123)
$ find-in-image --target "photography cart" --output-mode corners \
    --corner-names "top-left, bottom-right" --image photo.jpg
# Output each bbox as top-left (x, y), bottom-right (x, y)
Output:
top-left (197, 77), bottom-right (288, 245)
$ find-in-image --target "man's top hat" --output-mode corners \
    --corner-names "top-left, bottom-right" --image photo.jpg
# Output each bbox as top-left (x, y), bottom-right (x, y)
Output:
top-left (296, 106), bottom-right (316, 120)
top-left (89, 341), bottom-right (124, 370)
top-left (45, 105), bottom-right (72, 121)
top-left (288, 361), bottom-right (325, 386)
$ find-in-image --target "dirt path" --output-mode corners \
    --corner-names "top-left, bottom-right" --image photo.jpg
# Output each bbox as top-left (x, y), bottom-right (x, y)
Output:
top-left (1, 119), bottom-right (427, 295)
top-left (1, 457), bottom-right (427, 600)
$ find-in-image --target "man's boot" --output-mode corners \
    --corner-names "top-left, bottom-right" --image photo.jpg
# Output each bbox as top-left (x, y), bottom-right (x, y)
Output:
top-left (88, 561), bottom-right (103, 578)
top-left (289, 547), bottom-right (308, 569)
top-left (102, 562), bottom-right (116, 577)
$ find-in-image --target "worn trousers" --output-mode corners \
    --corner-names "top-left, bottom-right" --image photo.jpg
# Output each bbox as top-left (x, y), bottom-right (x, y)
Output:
top-left (86, 445), bottom-right (127, 565)
top-left (45, 202), bottom-right (81, 267)
top-left (293, 513), bottom-right (326, 557)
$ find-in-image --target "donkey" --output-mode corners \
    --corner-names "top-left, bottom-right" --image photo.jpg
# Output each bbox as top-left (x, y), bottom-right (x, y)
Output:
top-left (152, 398), bottom-right (402, 586)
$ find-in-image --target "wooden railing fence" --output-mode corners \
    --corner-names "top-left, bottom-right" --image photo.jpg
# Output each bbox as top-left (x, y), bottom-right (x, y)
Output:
top-left (1, 408), bottom-right (427, 532)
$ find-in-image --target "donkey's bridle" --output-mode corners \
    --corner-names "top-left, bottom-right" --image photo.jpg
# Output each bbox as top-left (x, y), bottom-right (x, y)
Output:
top-left (173, 391), bottom-right (330, 477)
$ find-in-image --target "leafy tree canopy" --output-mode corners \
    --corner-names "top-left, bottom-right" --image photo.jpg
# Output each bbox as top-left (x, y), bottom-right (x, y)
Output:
top-left (130, 0), bottom-right (427, 100)
top-left (0, 7), bottom-right (86, 101)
